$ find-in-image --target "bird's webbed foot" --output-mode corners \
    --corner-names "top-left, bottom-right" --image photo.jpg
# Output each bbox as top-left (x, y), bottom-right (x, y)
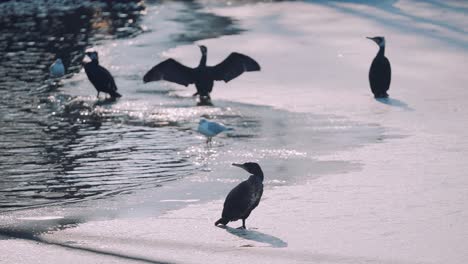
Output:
top-left (374, 93), bottom-right (389, 99)
top-left (198, 95), bottom-right (212, 105)
top-left (192, 92), bottom-right (199, 97)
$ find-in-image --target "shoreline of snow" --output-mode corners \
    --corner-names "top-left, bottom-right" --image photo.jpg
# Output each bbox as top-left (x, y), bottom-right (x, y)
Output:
top-left (1, 1), bottom-right (468, 263)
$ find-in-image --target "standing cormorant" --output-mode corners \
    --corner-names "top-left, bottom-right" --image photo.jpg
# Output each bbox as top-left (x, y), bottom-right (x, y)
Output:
top-left (50, 58), bottom-right (65, 78)
top-left (367, 36), bottom-right (391, 98)
top-left (143, 45), bottom-right (260, 102)
top-left (215, 162), bottom-right (264, 229)
top-left (198, 119), bottom-right (232, 143)
top-left (84, 51), bottom-right (122, 99)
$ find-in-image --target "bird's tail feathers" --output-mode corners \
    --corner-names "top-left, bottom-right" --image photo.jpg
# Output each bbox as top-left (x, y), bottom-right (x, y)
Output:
top-left (110, 91), bottom-right (122, 98)
top-left (215, 218), bottom-right (229, 226)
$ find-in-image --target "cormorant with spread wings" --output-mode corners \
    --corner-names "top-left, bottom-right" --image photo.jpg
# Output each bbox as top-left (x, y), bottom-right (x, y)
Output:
top-left (143, 45), bottom-right (260, 103)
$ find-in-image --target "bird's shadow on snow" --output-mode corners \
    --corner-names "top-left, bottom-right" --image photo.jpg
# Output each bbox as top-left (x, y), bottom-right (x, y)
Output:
top-left (375, 97), bottom-right (414, 111)
top-left (221, 226), bottom-right (288, 248)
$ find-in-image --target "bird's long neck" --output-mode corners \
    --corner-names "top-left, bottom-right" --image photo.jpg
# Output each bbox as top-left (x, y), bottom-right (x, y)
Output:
top-left (377, 45), bottom-right (385, 57)
top-left (253, 170), bottom-right (264, 182)
top-left (199, 52), bottom-right (207, 68)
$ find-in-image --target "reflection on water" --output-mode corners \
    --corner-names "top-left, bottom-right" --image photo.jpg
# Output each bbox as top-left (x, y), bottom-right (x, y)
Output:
top-left (0, 1), bottom-right (148, 211)
top-left (170, 0), bottom-right (244, 44)
top-left (0, 0), bottom-right (145, 87)
top-left (0, 0), bottom-right (385, 215)
top-left (0, 88), bottom-right (261, 211)
top-left (0, 0), bottom-right (260, 212)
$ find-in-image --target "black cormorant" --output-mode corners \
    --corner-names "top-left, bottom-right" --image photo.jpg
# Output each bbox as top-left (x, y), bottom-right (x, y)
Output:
top-left (215, 162), bottom-right (264, 229)
top-left (84, 51), bottom-right (122, 99)
top-left (143, 45), bottom-right (260, 102)
top-left (367, 36), bottom-right (391, 98)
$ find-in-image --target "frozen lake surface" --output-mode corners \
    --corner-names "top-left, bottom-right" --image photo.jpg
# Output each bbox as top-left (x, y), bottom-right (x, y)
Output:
top-left (0, 0), bottom-right (381, 217)
top-left (1, 0), bottom-right (467, 263)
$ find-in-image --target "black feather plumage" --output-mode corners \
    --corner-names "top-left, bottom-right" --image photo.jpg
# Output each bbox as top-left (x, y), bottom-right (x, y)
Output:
top-left (215, 162), bottom-right (264, 229)
top-left (143, 46), bottom-right (260, 100)
top-left (84, 51), bottom-right (121, 99)
top-left (367, 36), bottom-right (391, 98)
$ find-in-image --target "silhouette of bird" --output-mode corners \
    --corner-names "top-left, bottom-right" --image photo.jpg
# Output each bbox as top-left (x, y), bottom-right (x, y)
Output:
top-left (198, 119), bottom-right (232, 143)
top-left (83, 51), bottom-right (121, 99)
top-left (49, 58), bottom-right (65, 78)
top-left (215, 162), bottom-right (264, 229)
top-left (143, 45), bottom-right (260, 102)
top-left (367, 36), bottom-right (391, 98)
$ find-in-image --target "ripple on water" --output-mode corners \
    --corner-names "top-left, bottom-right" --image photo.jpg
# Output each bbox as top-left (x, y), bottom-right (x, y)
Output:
top-left (0, 1), bottom-right (386, 214)
top-left (0, 88), bottom-right (261, 211)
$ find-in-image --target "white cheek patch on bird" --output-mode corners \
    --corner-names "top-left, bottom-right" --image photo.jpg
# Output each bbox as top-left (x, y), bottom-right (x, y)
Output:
top-left (82, 56), bottom-right (92, 64)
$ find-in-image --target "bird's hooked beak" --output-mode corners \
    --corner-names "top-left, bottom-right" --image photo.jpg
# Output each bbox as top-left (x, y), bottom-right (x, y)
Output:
top-left (232, 163), bottom-right (246, 170)
top-left (366, 36), bottom-right (384, 47)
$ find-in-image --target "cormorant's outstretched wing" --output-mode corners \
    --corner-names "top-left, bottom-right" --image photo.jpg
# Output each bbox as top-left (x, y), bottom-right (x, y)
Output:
top-left (210, 52), bottom-right (260, 83)
top-left (143, 59), bottom-right (194, 86)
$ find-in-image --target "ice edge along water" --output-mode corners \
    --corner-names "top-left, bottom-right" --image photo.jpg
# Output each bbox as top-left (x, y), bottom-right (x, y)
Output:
top-left (1, 1), bottom-right (468, 264)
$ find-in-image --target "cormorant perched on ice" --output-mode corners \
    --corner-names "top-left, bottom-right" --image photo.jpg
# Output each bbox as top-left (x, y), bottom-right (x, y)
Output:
top-left (367, 36), bottom-right (391, 98)
top-left (84, 51), bottom-right (122, 99)
top-left (215, 162), bottom-right (264, 229)
top-left (143, 45), bottom-right (260, 102)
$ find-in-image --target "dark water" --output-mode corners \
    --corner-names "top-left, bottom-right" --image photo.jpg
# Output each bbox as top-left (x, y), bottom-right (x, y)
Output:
top-left (0, 0), bottom-right (174, 211)
top-left (0, 0), bottom-right (144, 86)
top-left (0, 0), bottom-right (253, 212)
top-left (0, 0), bottom-right (384, 217)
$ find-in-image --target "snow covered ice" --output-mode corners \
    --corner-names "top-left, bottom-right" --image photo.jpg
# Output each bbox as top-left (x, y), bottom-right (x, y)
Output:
top-left (1, 1), bottom-right (468, 264)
